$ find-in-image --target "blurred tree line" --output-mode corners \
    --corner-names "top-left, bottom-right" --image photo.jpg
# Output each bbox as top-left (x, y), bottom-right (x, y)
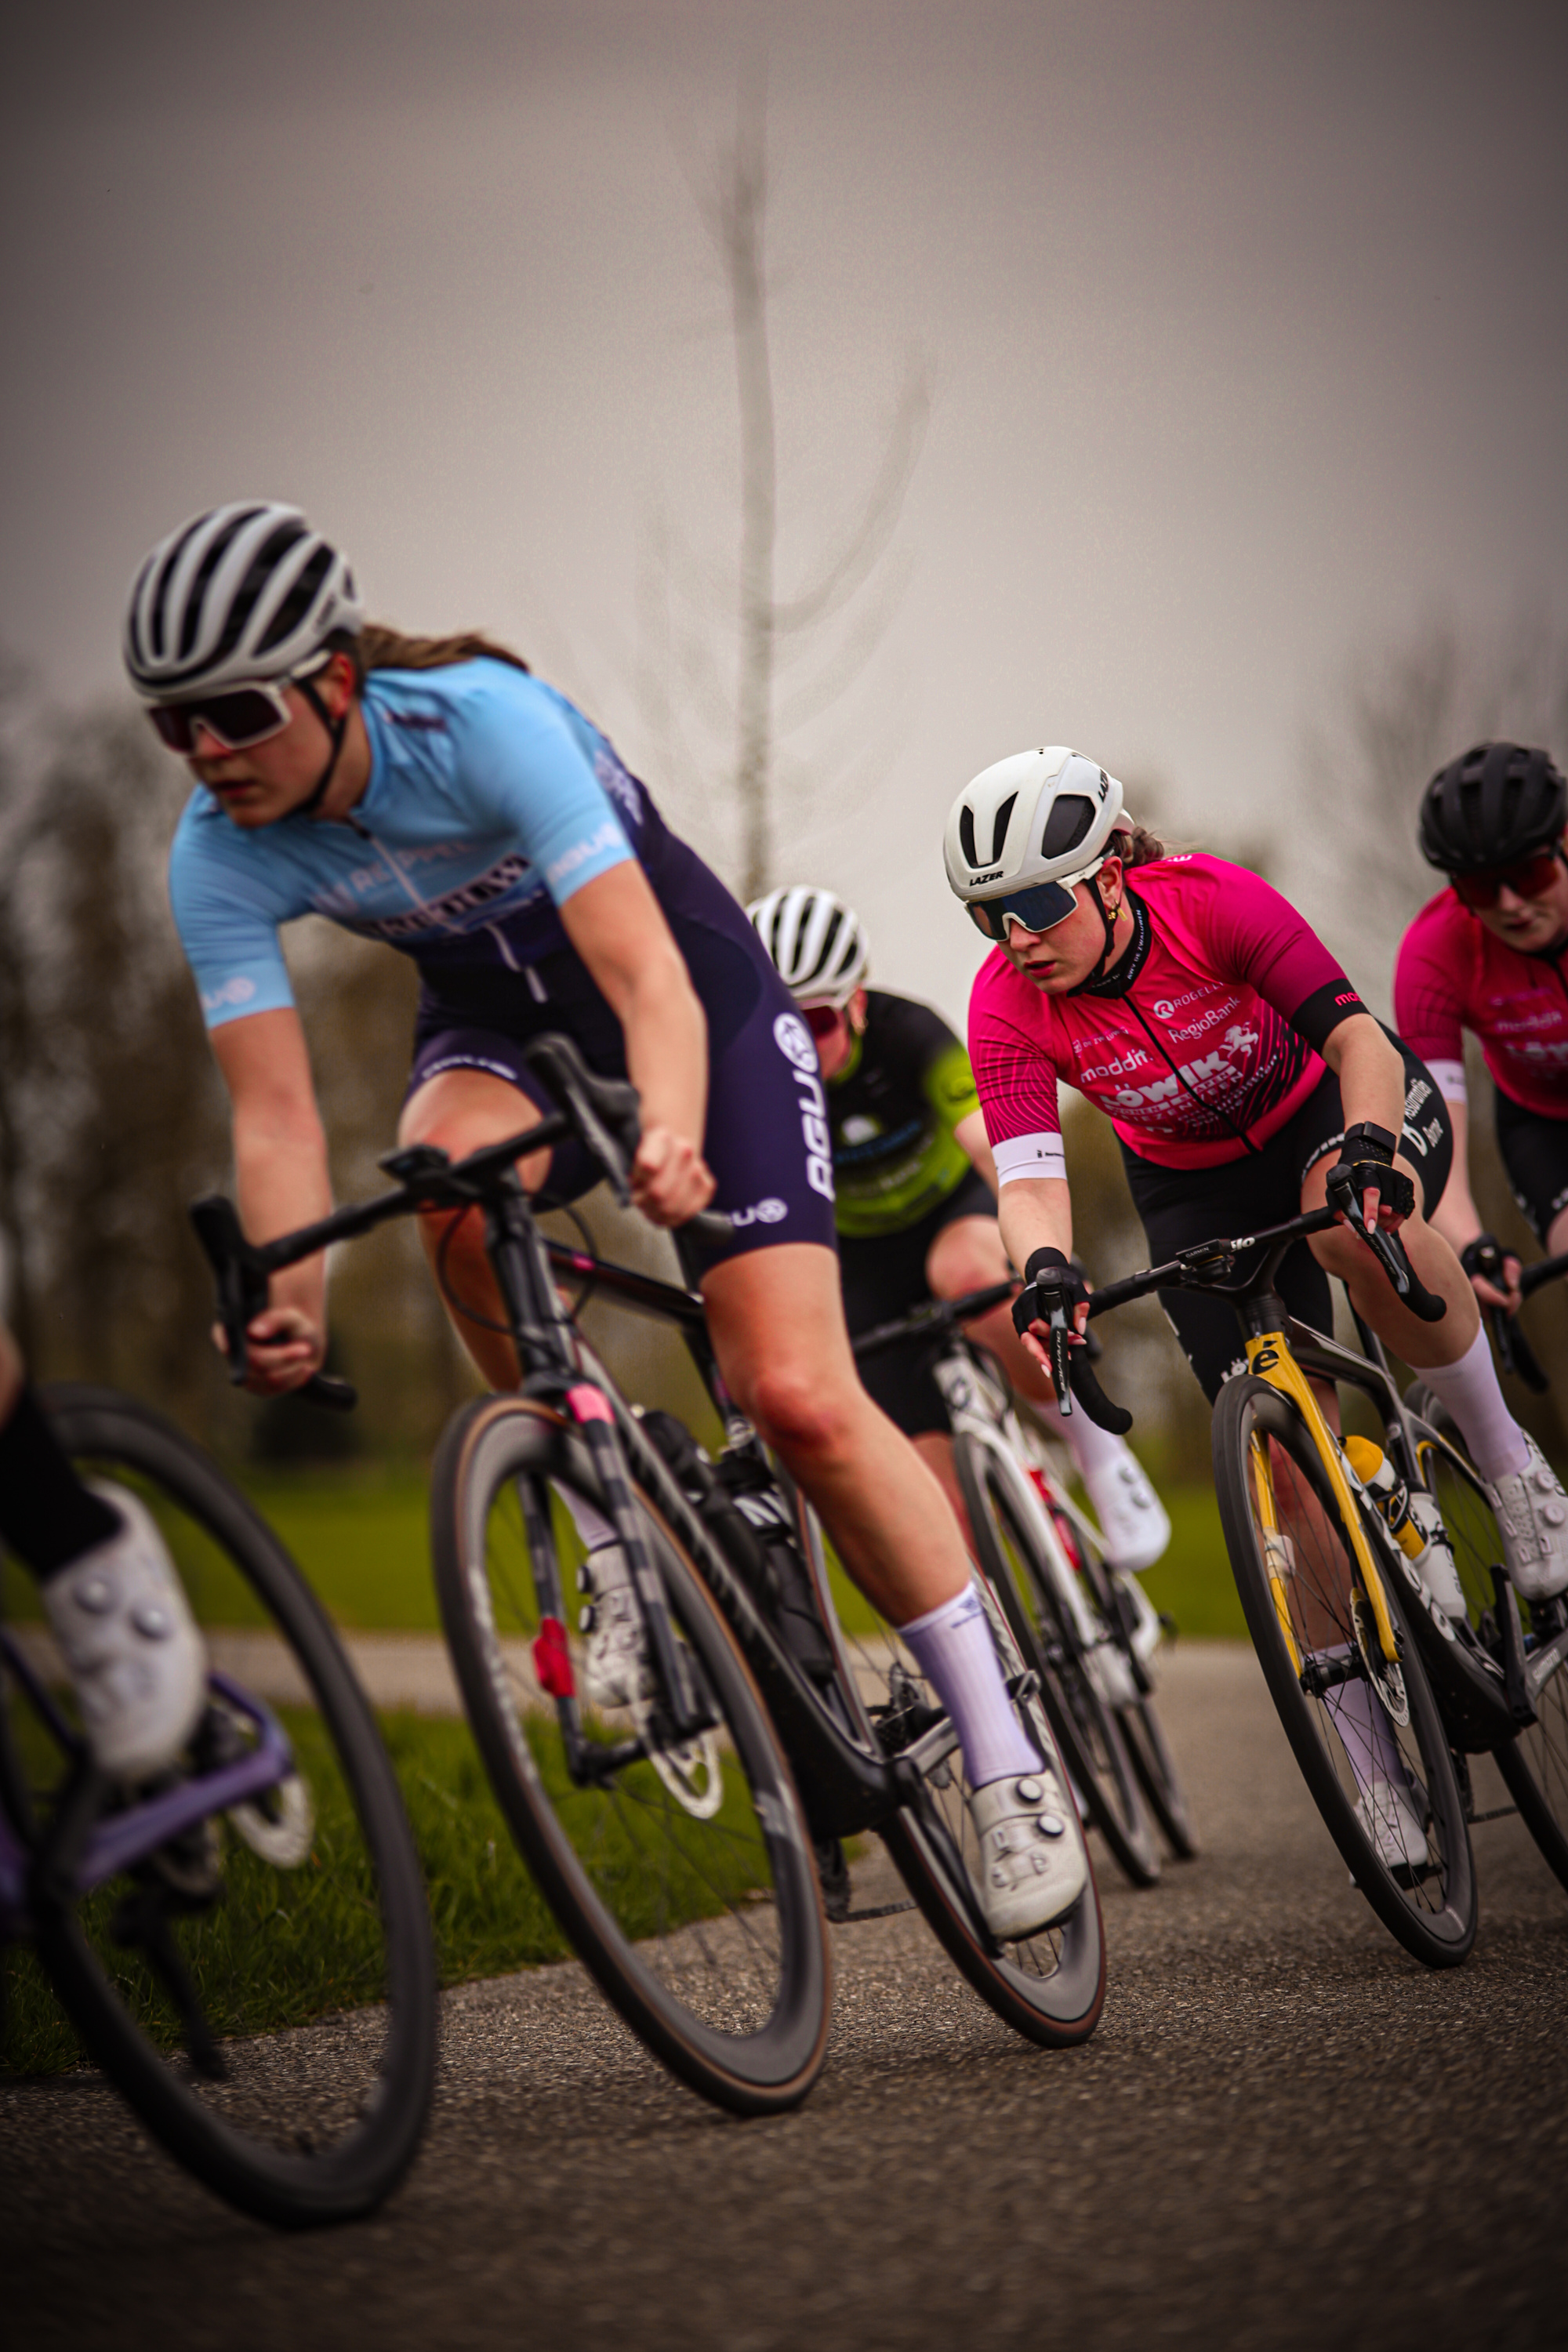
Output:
top-left (3, 619), bottom-right (1564, 1485)
top-left (0, 685), bottom-right (474, 1465)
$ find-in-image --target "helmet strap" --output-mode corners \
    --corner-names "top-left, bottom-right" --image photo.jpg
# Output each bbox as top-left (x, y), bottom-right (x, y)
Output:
top-left (1067, 876), bottom-right (1123, 993)
top-left (290, 675), bottom-right (351, 820)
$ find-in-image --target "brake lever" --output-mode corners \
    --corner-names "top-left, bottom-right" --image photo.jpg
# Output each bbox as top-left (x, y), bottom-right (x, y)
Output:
top-left (1047, 1309), bottom-right (1075, 1417)
top-left (1490, 1301), bottom-right (1549, 1393)
top-left (189, 1195), bottom-right (270, 1388)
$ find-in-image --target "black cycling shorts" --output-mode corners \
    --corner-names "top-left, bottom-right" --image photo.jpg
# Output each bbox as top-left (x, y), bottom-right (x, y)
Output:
top-left (838, 1167), bottom-right (997, 1437)
top-left (1494, 1089), bottom-right (1568, 1245)
top-left (405, 843), bottom-right (839, 1275)
top-left (1120, 1039), bottom-right (1453, 1403)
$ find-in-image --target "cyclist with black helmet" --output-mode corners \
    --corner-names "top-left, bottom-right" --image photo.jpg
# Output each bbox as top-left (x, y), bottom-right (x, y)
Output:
top-left (1396, 742), bottom-right (1568, 1314)
top-left (942, 746), bottom-right (1568, 1785)
top-left (124, 501), bottom-right (1089, 1943)
top-left (747, 884), bottom-right (1171, 1573)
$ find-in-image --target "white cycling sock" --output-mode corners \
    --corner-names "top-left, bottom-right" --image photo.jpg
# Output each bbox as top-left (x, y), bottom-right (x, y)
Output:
top-left (1319, 1654), bottom-right (1408, 1794)
top-left (1033, 1393), bottom-right (1127, 1481)
top-left (897, 1582), bottom-right (1042, 1788)
top-left (1414, 1327), bottom-right (1530, 1483)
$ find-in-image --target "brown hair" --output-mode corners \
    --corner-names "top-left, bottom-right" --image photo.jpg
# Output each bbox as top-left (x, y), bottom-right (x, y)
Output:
top-left (1116, 822), bottom-right (1168, 869)
top-left (346, 624), bottom-right (532, 679)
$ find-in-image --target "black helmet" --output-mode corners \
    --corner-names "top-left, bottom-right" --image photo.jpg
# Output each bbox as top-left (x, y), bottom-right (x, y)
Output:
top-left (1417, 742), bottom-right (1568, 874)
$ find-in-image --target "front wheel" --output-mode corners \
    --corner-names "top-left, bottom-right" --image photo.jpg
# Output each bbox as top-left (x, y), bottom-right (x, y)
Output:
top-left (1212, 1377), bottom-right (1475, 1969)
top-left (8, 1387), bottom-right (437, 2229)
top-left (430, 1396), bottom-right (830, 2117)
top-left (956, 1434), bottom-right (1162, 1889)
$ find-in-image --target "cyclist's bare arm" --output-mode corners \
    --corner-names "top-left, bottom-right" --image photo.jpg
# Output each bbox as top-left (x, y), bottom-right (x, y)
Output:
top-left (210, 1007), bottom-right (333, 1392)
top-left (1316, 1013), bottom-right (1411, 1230)
top-left (955, 1106), bottom-right (1000, 1196)
top-left (996, 1174), bottom-right (1080, 1369)
top-left (557, 862), bottom-right (714, 1227)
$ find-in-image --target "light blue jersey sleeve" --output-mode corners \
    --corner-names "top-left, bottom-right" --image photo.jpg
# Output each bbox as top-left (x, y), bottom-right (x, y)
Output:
top-left (441, 670), bottom-right (637, 906)
top-left (168, 800), bottom-right (300, 1029)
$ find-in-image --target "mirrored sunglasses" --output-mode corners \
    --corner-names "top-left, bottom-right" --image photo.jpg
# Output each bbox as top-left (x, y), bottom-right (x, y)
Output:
top-left (147, 682), bottom-right (295, 756)
top-left (967, 860), bottom-right (1105, 942)
top-left (1450, 849), bottom-right (1563, 910)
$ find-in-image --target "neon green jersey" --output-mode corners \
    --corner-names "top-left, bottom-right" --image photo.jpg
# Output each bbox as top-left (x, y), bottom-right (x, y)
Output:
top-left (828, 990), bottom-right (982, 1239)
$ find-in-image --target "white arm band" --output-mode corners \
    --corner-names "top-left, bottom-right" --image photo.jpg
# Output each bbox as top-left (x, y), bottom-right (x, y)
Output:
top-left (1425, 1058), bottom-right (1468, 1108)
top-left (993, 1131), bottom-right (1067, 1185)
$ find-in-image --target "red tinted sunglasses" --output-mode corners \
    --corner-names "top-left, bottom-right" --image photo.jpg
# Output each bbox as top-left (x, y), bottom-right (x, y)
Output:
top-left (147, 682), bottom-right (294, 756)
top-left (800, 1002), bottom-right (847, 1042)
top-left (1451, 848), bottom-right (1565, 909)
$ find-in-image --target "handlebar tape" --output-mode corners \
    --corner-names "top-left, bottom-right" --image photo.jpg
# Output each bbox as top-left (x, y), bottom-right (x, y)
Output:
top-left (1065, 1348), bottom-right (1134, 1436)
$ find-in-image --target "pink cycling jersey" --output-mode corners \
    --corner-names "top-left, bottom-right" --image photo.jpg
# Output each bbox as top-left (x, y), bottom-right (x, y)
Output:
top-left (968, 855), bottom-right (1363, 1174)
top-left (1394, 887), bottom-right (1568, 1117)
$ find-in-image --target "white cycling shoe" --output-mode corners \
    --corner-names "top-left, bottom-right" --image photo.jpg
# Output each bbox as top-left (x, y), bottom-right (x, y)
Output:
top-left (968, 1769), bottom-right (1087, 1940)
top-left (42, 1483), bottom-right (207, 1784)
top-left (1488, 1436), bottom-right (1568, 1602)
top-left (1352, 1773), bottom-right (1430, 1878)
top-left (579, 1543), bottom-right (655, 1710)
top-left (1082, 1449), bottom-right (1172, 1574)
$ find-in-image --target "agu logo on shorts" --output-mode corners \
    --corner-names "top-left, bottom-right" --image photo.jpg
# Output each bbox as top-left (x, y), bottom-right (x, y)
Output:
top-left (774, 1013), bottom-right (835, 1200)
top-left (773, 1012), bottom-right (818, 1071)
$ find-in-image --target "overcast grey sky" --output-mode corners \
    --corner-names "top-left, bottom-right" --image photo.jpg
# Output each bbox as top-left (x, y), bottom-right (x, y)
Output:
top-left (4, 0), bottom-right (1565, 1026)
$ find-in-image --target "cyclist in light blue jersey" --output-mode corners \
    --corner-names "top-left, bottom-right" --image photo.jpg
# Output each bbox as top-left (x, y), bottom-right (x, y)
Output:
top-left (124, 503), bottom-right (1090, 1940)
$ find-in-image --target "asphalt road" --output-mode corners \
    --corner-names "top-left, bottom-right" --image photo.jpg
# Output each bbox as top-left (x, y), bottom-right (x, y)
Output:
top-left (5, 1642), bottom-right (1566, 2351)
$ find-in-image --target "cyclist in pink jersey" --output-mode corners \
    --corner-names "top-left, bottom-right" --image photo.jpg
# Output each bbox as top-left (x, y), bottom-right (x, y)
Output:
top-left (942, 746), bottom-right (1568, 1613)
top-left (1394, 742), bottom-right (1568, 1313)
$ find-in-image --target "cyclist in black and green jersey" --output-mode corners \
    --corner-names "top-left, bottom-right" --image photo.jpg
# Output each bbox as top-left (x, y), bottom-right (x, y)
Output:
top-left (749, 887), bottom-right (1171, 1572)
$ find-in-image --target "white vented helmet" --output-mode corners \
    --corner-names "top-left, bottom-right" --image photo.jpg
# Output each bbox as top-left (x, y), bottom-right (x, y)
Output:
top-left (943, 746), bottom-right (1131, 933)
top-left (748, 887), bottom-right (869, 1005)
top-left (123, 501), bottom-right (363, 701)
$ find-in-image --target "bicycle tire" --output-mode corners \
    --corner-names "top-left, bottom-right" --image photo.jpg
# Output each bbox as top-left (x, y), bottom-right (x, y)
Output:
top-left (956, 1434), bottom-right (1162, 1889)
top-left (1049, 1502), bottom-right (1200, 1861)
top-left (1212, 1376), bottom-right (1475, 1968)
top-left (1404, 1388), bottom-right (1568, 1897)
top-left (822, 1568), bottom-right (1105, 2048)
top-left (1118, 1690), bottom-right (1200, 1860)
top-left (11, 1386), bottom-right (436, 2228)
top-left (430, 1395), bottom-right (830, 2117)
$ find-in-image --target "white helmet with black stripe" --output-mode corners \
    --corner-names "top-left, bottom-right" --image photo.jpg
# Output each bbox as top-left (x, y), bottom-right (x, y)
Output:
top-left (747, 886), bottom-right (869, 1005)
top-left (123, 501), bottom-right (363, 702)
top-left (944, 746), bottom-right (1131, 935)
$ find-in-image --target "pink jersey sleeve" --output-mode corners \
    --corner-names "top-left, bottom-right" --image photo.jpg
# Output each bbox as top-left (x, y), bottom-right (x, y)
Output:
top-left (1175, 857), bottom-right (1363, 1045)
top-left (1393, 895), bottom-right (1466, 1087)
top-left (967, 953), bottom-right (1067, 1181)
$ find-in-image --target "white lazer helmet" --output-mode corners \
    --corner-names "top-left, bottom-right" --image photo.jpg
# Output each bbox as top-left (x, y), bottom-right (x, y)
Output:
top-left (748, 886), bottom-right (869, 1005)
top-left (943, 746), bottom-right (1131, 937)
top-left (123, 501), bottom-right (363, 702)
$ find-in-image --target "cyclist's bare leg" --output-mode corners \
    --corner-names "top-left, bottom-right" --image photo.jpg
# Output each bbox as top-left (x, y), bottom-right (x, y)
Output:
top-left (398, 1066), bottom-right (554, 1392)
top-left (912, 1429), bottom-right (974, 1548)
top-left (1301, 1150), bottom-right (1480, 1368)
top-left (924, 1214), bottom-right (1058, 1410)
top-left (701, 1244), bottom-right (972, 1623)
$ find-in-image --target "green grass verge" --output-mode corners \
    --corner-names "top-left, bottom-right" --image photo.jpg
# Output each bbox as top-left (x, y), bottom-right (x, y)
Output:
top-left (2, 1705), bottom-right (768, 2079)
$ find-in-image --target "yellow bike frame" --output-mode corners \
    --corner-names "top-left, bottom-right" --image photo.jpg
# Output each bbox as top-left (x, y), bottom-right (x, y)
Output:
top-left (1241, 1328), bottom-right (1400, 1669)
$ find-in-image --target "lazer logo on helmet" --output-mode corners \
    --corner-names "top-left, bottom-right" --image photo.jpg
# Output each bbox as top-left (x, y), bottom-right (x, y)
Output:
top-left (773, 1014), bottom-right (836, 1200)
top-left (971, 868), bottom-right (1004, 884)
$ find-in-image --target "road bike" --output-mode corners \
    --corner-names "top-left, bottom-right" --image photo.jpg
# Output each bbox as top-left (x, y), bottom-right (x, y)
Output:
top-left (1, 1388), bottom-right (437, 2227)
top-left (851, 1283), bottom-right (1196, 1888)
top-left (1056, 1173), bottom-right (1568, 1967)
top-left (191, 1034), bottom-right (1105, 2118)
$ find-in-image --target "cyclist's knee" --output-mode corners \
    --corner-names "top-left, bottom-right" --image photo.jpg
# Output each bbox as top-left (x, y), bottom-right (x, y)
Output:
top-left (739, 1361), bottom-right (860, 1463)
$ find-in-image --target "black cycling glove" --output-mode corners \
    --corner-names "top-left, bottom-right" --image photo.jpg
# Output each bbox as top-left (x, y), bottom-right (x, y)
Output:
top-left (1459, 1232), bottom-right (1511, 1285)
top-left (1011, 1247), bottom-right (1090, 1339)
top-left (1328, 1120), bottom-right (1414, 1221)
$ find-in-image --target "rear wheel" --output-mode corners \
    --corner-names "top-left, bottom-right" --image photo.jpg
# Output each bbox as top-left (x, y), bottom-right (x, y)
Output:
top-left (430, 1396), bottom-right (830, 2116)
top-left (3, 1387), bottom-right (437, 2228)
top-left (956, 1435), bottom-right (1161, 1889)
top-left (1406, 1388), bottom-right (1568, 1896)
top-left (825, 1568), bottom-right (1105, 2049)
top-left (1212, 1377), bottom-right (1475, 1968)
